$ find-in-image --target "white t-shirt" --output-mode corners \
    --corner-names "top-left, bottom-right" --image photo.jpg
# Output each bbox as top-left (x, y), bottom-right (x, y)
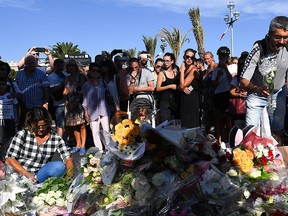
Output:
top-left (0, 92), bottom-right (18, 119)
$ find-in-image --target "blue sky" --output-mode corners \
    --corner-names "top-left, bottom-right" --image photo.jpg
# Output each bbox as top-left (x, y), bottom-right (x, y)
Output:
top-left (1, 0), bottom-right (287, 63)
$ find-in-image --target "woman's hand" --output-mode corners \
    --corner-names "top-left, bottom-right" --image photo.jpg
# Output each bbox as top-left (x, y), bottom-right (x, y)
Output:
top-left (169, 84), bottom-right (177, 90)
top-left (26, 173), bottom-right (37, 184)
top-left (180, 62), bottom-right (186, 73)
top-left (84, 112), bottom-right (91, 123)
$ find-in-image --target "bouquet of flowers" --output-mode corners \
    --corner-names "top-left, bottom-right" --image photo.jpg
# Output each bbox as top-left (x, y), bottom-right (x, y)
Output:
top-left (81, 151), bottom-right (103, 187)
top-left (232, 131), bottom-right (284, 180)
top-left (0, 173), bottom-right (32, 215)
top-left (258, 54), bottom-right (278, 116)
top-left (110, 119), bottom-right (145, 161)
top-left (32, 174), bottom-right (73, 209)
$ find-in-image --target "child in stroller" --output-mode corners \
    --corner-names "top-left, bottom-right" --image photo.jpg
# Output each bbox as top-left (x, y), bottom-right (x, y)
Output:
top-left (135, 108), bottom-right (151, 126)
top-left (128, 94), bottom-right (156, 127)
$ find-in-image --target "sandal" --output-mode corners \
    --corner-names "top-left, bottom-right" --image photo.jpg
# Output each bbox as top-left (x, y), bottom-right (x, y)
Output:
top-left (71, 147), bottom-right (78, 153)
top-left (79, 148), bottom-right (86, 156)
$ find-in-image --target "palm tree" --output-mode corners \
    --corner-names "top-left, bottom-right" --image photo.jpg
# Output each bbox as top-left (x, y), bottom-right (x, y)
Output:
top-left (142, 36), bottom-right (157, 58)
top-left (158, 27), bottom-right (191, 63)
top-left (50, 42), bottom-right (83, 59)
top-left (126, 48), bottom-right (137, 58)
top-left (188, 8), bottom-right (205, 58)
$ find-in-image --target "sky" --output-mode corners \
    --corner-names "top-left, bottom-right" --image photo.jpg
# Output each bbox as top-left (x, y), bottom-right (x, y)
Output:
top-left (1, 0), bottom-right (287, 64)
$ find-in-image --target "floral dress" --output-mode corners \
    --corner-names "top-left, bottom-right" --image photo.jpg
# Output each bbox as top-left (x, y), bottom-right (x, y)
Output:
top-left (64, 74), bottom-right (85, 126)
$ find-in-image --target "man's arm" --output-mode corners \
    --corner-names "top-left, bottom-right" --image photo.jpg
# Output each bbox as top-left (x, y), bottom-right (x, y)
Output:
top-left (45, 47), bottom-right (54, 74)
top-left (17, 47), bottom-right (36, 70)
top-left (240, 78), bottom-right (269, 97)
top-left (134, 80), bottom-right (154, 93)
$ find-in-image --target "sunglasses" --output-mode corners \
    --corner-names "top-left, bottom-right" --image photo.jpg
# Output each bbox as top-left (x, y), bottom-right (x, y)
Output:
top-left (35, 124), bottom-right (49, 131)
top-left (163, 60), bottom-right (171, 63)
top-left (155, 65), bottom-right (162, 69)
top-left (185, 55), bottom-right (194, 60)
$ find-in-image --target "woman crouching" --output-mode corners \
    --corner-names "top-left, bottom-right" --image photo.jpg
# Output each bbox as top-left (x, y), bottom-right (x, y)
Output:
top-left (5, 107), bottom-right (74, 183)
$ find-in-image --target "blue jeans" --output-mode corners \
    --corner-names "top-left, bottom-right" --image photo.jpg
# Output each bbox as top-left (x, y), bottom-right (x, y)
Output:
top-left (36, 160), bottom-right (66, 183)
top-left (246, 86), bottom-right (286, 131)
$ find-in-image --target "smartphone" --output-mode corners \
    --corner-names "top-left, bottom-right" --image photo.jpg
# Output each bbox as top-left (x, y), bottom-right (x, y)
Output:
top-left (35, 47), bottom-right (46, 53)
top-left (188, 85), bottom-right (193, 92)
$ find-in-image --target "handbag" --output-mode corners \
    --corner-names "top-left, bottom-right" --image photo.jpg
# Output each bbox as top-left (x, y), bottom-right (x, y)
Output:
top-left (228, 97), bottom-right (246, 115)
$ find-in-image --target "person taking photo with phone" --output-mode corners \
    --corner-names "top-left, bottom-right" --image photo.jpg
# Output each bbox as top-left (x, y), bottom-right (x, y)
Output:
top-left (17, 46), bottom-right (55, 74)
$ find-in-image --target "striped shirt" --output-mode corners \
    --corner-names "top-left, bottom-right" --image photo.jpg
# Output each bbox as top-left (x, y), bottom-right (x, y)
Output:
top-left (16, 68), bottom-right (49, 109)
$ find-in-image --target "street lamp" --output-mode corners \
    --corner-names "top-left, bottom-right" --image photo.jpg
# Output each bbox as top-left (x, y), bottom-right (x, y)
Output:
top-left (224, 1), bottom-right (240, 56)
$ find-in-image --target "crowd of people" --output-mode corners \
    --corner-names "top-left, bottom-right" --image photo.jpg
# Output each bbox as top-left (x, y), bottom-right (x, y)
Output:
top-left (0, 15), bottom-right (287, 184)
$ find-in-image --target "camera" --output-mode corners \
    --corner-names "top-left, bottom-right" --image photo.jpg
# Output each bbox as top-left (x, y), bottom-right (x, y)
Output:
top-left (34, 47), bottom-right (46, 53)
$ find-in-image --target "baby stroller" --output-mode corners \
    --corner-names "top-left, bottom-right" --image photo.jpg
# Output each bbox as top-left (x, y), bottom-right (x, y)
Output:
top-left (128, 92), bottom-right (157, 128)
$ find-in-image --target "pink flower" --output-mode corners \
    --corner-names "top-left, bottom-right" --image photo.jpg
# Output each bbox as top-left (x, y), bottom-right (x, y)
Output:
top-left (0, 170), bottom-right (5, 179)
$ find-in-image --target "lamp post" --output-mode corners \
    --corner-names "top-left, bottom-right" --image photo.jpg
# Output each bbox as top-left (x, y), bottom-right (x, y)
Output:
top-left (224, 1), bottom-right (240, 57)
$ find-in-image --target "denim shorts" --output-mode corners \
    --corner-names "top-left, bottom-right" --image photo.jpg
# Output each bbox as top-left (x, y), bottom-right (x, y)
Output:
top-left (246, 86), bottom-right (286, 131)
top-left (54, 105), bottom-right (65, 128)
top-left (36, 160), bottom-right (66, 183)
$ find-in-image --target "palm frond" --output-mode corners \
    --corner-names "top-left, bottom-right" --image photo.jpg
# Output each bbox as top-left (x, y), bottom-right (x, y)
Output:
top-left (188, 8), bottom-right (205, 58)
top-left (158, 26), bottom-right (191, 62)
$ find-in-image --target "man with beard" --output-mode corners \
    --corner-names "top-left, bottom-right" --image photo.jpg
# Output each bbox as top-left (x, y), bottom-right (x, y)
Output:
top-left (240, 16), bottom-right (288, 144)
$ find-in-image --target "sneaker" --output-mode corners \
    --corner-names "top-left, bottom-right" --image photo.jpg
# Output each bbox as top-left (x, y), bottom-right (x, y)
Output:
top-left (71, 147), bottom-right (78, 153)
top-left (79, 148), bottom-right (86, 156)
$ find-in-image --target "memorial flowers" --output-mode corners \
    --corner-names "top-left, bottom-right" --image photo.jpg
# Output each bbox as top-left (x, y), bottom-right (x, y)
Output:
top-left (81, 151), bottom-right (103, 187)
top-left (232, 131), bottom-right (284, 180)
top-left (112, 119), bottom-right (141, 147)
top-left (109, 119), bottom-right (145, 161)
top-left (32, 175), bottom-right (73, 208)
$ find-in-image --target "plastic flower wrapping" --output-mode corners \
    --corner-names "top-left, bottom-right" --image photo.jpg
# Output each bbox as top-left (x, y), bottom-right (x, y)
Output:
top-left (109, 119), bottom-right (145, 161)
top-left (258, 53), bottom-right (278, 117)
top-left (0, 169), bottom-right (37, 215)
top-left (232, 130), bottom-right (284, 180)
top-left (4, 120), bottom-right (288, 215)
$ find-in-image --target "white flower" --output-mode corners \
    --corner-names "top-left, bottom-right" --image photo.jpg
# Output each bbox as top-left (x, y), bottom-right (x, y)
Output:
top-left (54, 190), bottom-right (62, 199)
top-left (32, 196), bottom-right (45, 207)
top-left (254, 197), bottom-right (264, 206)
top-left (46, 197), bottom-right (56, 206)
top-left (55, 198), bottom-right (66, 207)
top-left (226, 168), bottom-right (238, 177)
top-left (243, 190), bottom-right (251, 199)
top-left (269, 172), bottom-right (279, 181)
top-left (38, 192), bottom-right (47, 199)
top-left (248, 170), bottom-right (261, 179)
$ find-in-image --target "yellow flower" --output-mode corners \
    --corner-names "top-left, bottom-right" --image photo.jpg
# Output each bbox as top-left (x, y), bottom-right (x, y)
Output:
top-left (233, 148), bottom-right (254, 173)
top-left (113, 119), bottom-right (140, 146)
